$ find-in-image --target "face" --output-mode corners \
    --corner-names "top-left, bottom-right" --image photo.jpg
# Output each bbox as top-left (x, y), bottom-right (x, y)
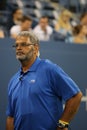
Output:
top-left (62, 14), bottom-right (70, 22)
top-left (14, 36), bottom-right (38, 62)
top-left (14, 9), bottom-right (23, 20)
top-left (39, 18), bottom-right (48, 29)
top-left (21, 20), bottom-right (32, 30)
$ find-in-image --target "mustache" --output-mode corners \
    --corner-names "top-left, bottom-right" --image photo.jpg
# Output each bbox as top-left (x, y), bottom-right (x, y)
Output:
top-left (16, 51), bottom-right (25, 55)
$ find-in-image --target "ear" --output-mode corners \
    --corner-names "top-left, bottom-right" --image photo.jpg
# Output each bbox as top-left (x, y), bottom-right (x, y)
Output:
top-left (34, 44), bottom-right (39, 55)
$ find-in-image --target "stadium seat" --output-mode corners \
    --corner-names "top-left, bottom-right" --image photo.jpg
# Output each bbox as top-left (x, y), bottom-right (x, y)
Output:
top-left (0, 11), bottom-right (11, 26)
top-left (22, 8), bottom-right (37, 18)
top-left (22, 1), bottom-right (37, 9)
top-left (38, 10), bottom-right (55, 19)
top-left (36, 1), bottom-right (55, 10)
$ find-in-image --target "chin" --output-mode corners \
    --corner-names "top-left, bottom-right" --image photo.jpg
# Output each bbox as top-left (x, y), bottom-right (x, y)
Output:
top-left (16, 56), bottom-right (26, 61)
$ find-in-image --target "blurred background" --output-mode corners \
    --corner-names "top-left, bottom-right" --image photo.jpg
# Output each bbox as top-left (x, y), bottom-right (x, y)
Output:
top-left (0, 0), bottom-right (87, 130)
top-left (0, 0), bottom-right (87, 44)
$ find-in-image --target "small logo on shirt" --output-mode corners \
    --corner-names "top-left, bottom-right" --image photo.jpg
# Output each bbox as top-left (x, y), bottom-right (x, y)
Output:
top-left (29, 79), bottom-right (35, 83)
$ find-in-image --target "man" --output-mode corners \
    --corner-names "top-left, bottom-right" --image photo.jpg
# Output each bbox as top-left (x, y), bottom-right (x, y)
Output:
top-left (10, 15), bottom-right (32, 39)
top-left (6, 31), bottom-right (82, 130)
top-left (33, 16), bottom-right (53, 41)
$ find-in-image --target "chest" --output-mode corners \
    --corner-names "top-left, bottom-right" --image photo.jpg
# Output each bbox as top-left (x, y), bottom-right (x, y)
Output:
top-left (11, 71), bottom-right (54, 104)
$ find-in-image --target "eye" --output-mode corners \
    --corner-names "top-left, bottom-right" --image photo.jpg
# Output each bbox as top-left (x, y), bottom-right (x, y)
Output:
top-left (21, 43), bottom-right (27, 47)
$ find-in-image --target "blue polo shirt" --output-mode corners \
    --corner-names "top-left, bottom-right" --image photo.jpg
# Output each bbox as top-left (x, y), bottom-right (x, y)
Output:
top-left (6, 57), bottom-right (80, 130)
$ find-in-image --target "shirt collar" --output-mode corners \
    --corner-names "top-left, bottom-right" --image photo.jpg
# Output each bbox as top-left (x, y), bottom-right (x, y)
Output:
top-left (29, 57), bottom-right (41, 72)
top-left (19, 57), bottom-right (41, 74)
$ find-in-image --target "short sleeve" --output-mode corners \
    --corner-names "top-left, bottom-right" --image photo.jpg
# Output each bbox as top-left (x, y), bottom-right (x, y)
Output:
top-left (49, 64), bottom-right (80, 101)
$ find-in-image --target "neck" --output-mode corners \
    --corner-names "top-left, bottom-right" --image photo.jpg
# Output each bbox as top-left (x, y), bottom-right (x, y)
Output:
top-left (21, 56), bottom-right (37, 72)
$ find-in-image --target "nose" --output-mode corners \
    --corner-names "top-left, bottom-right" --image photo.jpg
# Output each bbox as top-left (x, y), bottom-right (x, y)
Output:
top-left (16, 44), bottom-right (23, 49)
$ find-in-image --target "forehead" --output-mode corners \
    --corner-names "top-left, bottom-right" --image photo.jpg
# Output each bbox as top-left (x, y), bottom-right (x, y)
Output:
top-left (40, 18), bottom-right (48, 22)
top-left (16, 36), bottom-right (30, 43)
top-left (23, 20), bottom-right (32, 23)
top-left (15, 9), bottom-right (22, 14)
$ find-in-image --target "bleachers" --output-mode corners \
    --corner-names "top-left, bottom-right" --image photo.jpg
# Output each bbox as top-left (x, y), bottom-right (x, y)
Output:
top-left (0, 10), bottom-right (11, 36)
top-left (0, 0), bottom-right (87, 37)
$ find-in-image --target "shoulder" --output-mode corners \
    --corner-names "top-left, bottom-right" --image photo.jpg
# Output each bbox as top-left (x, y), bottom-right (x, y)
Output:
top-left (33, 25), bottom-right (42, 35)
top-left (10, 25), bottom-right (20, 30)
top-left (40, 59), bottom-right (60, 73)
top-left (33, 25), bottom-right (40, 31)
top-left (40, 59), bottom-right (54, 67)
top-left (47, 25), bottom-right (53, 33)
top-left (39, 59), bottom-right (66, 83)
top-left (10, 25), bottom-right (21, 34)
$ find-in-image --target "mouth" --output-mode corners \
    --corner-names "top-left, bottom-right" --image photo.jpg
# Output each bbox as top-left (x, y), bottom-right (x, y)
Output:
top-left (16, 52), bottom-right (25, 56)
